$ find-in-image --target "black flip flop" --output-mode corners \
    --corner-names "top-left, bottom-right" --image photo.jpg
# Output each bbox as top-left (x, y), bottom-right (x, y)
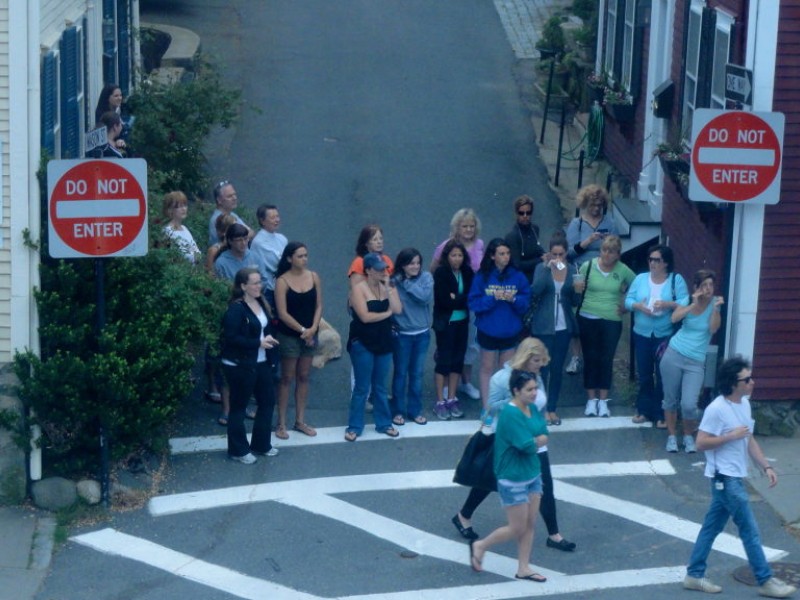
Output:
top-left (515, 573), bottom-right (547, 582)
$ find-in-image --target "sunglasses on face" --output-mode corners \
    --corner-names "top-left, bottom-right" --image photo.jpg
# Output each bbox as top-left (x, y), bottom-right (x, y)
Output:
top-left (648, 257), bottom-right (663, 263)
top-left (517, 210), bottom-right (532, 216)
top-left (737, 376), bottom-right (754, 384)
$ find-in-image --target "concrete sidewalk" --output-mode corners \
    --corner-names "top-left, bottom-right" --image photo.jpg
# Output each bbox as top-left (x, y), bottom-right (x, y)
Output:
top-left (0, 506), bottom-right (55, 600)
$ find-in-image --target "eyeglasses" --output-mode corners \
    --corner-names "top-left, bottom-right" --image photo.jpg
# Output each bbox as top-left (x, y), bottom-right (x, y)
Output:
top-left (737, 376), bottom-right (754, 384)
top-left (648, 257), bottom-right (663, 263)
top-left (517, 210), bottom-right (532, 216)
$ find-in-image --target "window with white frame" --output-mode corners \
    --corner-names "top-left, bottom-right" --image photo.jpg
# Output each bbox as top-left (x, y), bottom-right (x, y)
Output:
top-left (681, 3), bottom-right (734, 143)
top-left (602, 0), bottom-right (641, 96)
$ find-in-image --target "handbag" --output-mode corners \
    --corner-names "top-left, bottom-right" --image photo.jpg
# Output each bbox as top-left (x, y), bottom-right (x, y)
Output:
top-left (453, 430), bottom-right (497, 492)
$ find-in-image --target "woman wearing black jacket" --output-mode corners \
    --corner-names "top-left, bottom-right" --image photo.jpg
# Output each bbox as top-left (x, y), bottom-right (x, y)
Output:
top-left (221, 267), bottom-right (279, 464)
top-left (432, 240), bottom-right (475, 420)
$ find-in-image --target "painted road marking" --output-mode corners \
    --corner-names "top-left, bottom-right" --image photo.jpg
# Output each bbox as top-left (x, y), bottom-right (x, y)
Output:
top-left (169, 416), bottom-right (650, 455)
top-left (73, 460), bottom-right (788, 598)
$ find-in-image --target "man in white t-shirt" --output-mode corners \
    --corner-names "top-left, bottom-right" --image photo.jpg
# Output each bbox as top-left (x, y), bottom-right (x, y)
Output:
top-left (683, 356), bottom-right (796, 598)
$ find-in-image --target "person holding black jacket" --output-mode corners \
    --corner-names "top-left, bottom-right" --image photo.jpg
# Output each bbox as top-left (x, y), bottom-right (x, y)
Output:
top-left (220, 267), bottom-right (279, 464)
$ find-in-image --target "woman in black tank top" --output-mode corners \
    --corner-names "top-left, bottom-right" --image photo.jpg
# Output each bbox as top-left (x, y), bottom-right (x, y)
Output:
top-left (274, 242), bottom-right (323, 440)
top-left (345, 253), bottom-right (403, 441)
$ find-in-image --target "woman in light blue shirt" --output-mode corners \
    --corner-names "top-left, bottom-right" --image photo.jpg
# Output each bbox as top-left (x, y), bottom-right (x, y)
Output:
top-left (625, 245), bottom-right (689, 428)
top-left (659, 269), bottom-right (724, 454)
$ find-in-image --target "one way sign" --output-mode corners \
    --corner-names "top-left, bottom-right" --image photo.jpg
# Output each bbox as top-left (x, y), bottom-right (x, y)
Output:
top-left (725, 64), bottom-right (753, 106)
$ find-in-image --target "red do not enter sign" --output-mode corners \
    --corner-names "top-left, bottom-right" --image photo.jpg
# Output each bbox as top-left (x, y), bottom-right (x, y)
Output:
top-left (48, 159), bottom-right (148, 258)
top-left (689, 109), bottom-right (784, 205)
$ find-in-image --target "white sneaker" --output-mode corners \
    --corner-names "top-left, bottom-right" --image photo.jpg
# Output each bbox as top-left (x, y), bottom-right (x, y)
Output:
top-left (584, 398), bottom-right (598, 416)
top-left (666, 435), bottom-right (678, 453)
top-left (458, 382), bottom-right (481, 400)
top-left (230, 453), bottom-right (257, 465)
top-left (683, 575), bottom-right (722, 593)
top-left (683, 435), bottom-right (697, 454)
top-left (566, 355), bottom-right (580, 374)
top-left (759, 577), bottom-right (797, 598)
top-left (597, 399), bottom-right (610, 417)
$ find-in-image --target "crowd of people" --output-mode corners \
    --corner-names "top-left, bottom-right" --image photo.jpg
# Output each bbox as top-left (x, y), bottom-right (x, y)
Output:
top-left (149, 172), bottom-right (793, 596)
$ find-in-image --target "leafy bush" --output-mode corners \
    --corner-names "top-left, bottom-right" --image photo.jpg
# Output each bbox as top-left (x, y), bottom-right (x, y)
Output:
top-left (127, 56), bottom-right (241, 200)
top-left (10, 55), bottom-right (238, 475)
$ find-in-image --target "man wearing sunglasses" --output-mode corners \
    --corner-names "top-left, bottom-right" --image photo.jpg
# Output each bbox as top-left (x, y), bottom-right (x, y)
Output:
top-left (208, 180), bottom-right (253, 246)
top-left (684, 356), bottom-right (796, 598)
top-left (504, 195), bottom-right (544, 283)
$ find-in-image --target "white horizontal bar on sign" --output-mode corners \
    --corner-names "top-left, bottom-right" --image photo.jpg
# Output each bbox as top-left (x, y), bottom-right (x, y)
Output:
top-left (56, 199), bottom-right (141, 219)
top-left (697, 147), bottom-right (775, 166)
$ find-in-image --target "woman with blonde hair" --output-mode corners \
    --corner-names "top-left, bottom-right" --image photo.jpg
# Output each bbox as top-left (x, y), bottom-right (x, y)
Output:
top-left (577, 235), bottom-right (635, 418)
top-left (563, 185), bottom-right (619, 375)
top-left (452, 337), bottom-right (575, 553)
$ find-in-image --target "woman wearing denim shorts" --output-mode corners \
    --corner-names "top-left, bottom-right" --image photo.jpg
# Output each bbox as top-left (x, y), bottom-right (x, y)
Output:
top-left (468, 370), bottom-right (549, 583)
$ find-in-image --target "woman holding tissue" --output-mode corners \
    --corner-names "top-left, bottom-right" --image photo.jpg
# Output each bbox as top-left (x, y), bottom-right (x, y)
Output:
top-left (529, 235), bottom-right (582, 425)
top-left (625, 245), bottom-right (689, 428)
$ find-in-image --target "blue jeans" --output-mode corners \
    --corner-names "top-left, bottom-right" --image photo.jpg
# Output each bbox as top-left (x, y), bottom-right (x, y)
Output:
top-left (687, 476), bottom-right (772, 584)
top-left (347, 341), bottom-right (392, 435)
top-left (391, 330), bottom-right (430, 419)
top-left (634, 332), bottom-right (668, 422)
top-left (539, 330), bottom-right (571, 413)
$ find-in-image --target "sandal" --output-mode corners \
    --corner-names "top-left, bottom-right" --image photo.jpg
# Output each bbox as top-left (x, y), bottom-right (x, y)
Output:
top-left (344, 430), bottom-right (358, 442)
top-left (293, 422), bottom-right (317, 437)
top-left (515, 572), bottom-right (547, 583)
top-left (632, 414), bottom-right (648, 424)
top-left (217, 414), bottom-right (228, 426)
top-left (412, 415), bottom-right (428, 425)
top-left (380, 427), bottom-right (399, 438)
top-left (392, 415), bottom-right (405, 426)
top-left (655, 419), bottom-right (667, 429)
top-left (275, 425), bottom-right (289, 440)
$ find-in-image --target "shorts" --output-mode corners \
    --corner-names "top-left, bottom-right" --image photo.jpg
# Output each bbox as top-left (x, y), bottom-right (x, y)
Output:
top-left (497, 476), bottom-right (543, 507)
top-left (276, 331), bottom-right (316, 359)
top-left (477, 330), bottom-right (519, 352)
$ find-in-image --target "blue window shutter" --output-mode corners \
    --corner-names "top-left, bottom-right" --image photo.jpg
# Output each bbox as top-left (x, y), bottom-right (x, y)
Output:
top-left (117, 0), bottom-right (131, 94)
top-left (103, 0), bottom-right (118, 84)
top-left (60, 27), bottom-right (80, 158)
top-left (41, 52), bottom-right (57, 155)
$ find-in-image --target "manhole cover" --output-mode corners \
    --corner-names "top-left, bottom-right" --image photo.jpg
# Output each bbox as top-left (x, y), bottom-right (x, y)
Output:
top-left (733, 562), bottom-right (800, 586)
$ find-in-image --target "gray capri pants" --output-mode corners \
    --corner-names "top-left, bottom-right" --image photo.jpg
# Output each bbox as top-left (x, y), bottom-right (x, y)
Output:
top-left (659, 346), bottom-right (703, 420)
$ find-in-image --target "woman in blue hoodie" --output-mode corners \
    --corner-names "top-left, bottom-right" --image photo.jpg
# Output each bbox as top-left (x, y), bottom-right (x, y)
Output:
top-left (390, 248), bottom-right (434, 426)
top-left (469, 238), bottom-right (531, 410)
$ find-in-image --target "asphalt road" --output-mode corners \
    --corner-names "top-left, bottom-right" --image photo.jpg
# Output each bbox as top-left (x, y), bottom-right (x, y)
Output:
top-left (33, 2), bottom-right (800, 599)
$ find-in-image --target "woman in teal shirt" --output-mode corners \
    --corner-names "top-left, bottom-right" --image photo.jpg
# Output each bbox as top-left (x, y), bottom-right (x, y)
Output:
top-left (469, 370), bottom-right (549, 583)
top-left (625, 245), bottom-right (689, 427)
top-left (659, 269), bottom-right (723, 454)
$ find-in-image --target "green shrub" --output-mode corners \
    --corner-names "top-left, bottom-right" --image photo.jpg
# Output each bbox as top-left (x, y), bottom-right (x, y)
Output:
top-left (10, 55), bottom-right (238, 476)
top-left (127, 55), bottom-right (241, 200)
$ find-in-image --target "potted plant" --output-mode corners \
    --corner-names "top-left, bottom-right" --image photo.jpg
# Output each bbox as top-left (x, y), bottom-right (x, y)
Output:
top-left (603, 86), bottom-right (635, 122)
top-left (536, 16), bottom-right (566, 60)
top-left (653, 140), bottom-right (690, 185)
top-left (586, 71), bottom-right (608, 105)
